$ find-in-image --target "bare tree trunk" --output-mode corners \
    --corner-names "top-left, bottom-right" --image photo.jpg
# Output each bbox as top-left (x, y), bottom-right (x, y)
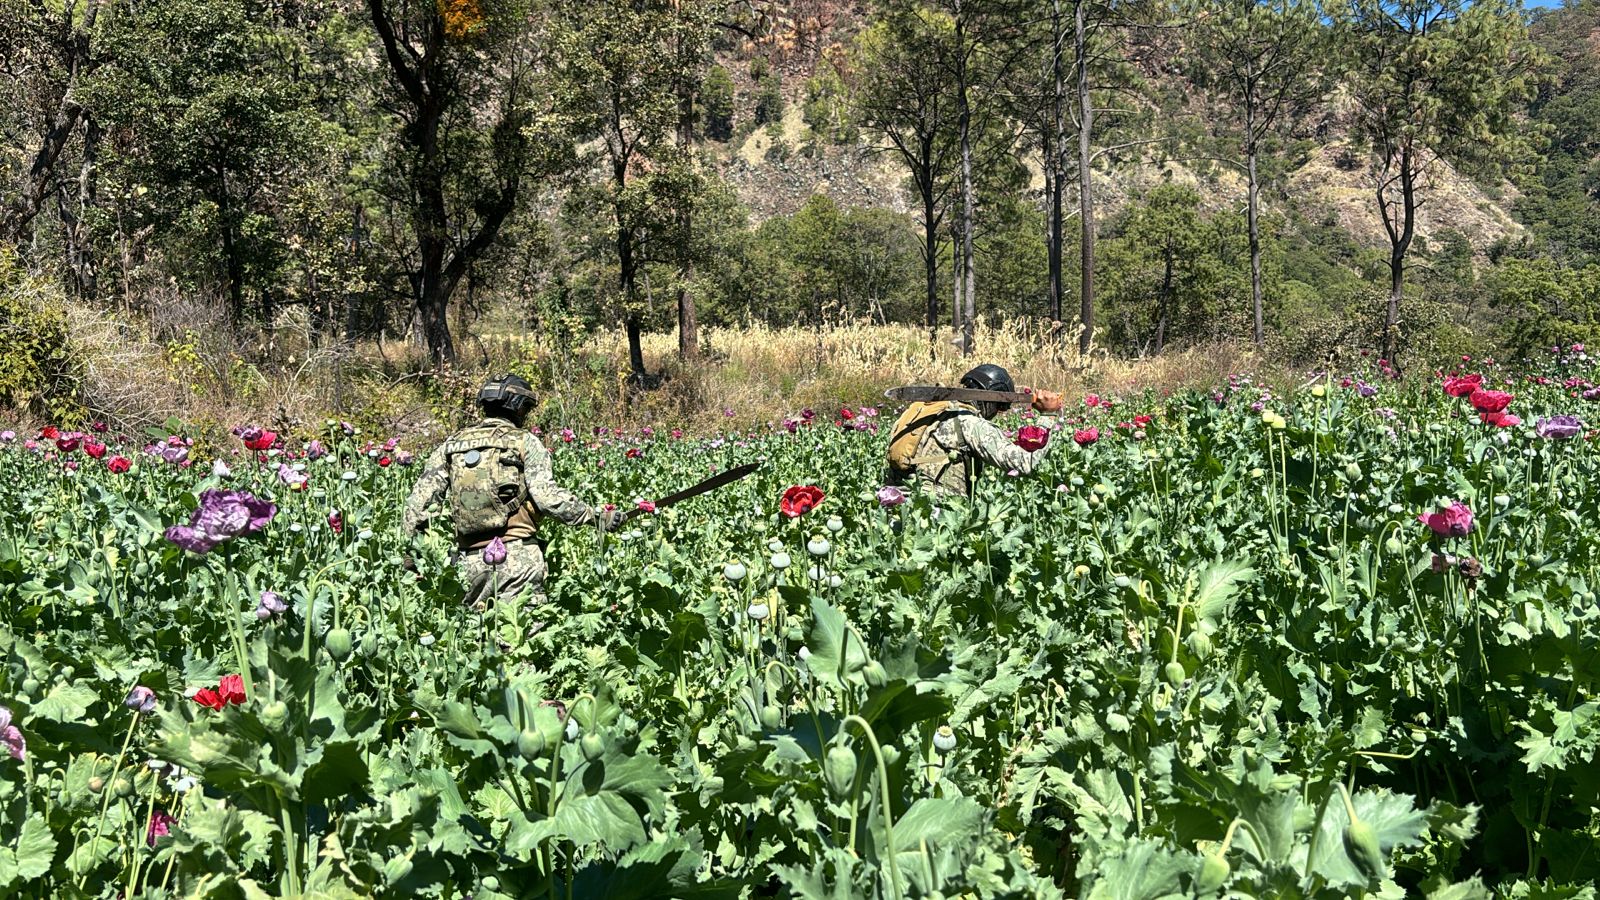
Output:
top-left (1048, 0), bottom-right (1067, 324)
top-left (950, 217), bottom-right (963, 334)
top-left (1075, 0), bottom-right (1095, 356)
top-left (1154, 249), bottom-right (1172, 354)
top-left (59, 117), bottom-right (101, 300)
top-left (1382, 147), bottom-right (1416, 365)
top-left (956, 3), bottom-right (976, 357)
top-left (1247, 145), bottom-right (1264, 347)
top-left (2, 0), bottom-right (96, 245)
top-left (922, 175), bottom-right (940, 354)
top-left (675, 14), bottom-right (699, 361)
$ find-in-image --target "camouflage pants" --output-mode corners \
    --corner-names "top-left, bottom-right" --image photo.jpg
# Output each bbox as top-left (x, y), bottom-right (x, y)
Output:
top-left (455, 538), bottom-right (549, 638)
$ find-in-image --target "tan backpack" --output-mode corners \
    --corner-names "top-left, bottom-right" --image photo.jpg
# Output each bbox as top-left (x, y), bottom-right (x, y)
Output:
top-left (442, 422), bottom-right (528, 545)
top-left (886, 401), bottom-right (972, 474)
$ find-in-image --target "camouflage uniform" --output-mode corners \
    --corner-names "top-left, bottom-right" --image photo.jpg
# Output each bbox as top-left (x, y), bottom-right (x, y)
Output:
top-left (402, 417), bottom-right (601, 613)
top-left (893, 403), bottom-right (1057, 498)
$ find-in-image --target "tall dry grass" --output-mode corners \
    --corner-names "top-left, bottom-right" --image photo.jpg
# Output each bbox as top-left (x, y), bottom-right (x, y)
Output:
top-left (11, 309), bottom-right (1279, 437)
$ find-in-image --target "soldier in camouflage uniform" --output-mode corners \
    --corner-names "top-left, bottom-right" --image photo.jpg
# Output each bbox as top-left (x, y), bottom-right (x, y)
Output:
top-left (402, 374), bottom-right (615, 622)
top-left (886, 363), bottom-right (1063, 499)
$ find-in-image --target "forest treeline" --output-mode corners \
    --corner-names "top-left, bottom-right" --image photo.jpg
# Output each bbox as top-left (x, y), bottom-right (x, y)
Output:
top-left (3, 0), bottom-right (1598, 390)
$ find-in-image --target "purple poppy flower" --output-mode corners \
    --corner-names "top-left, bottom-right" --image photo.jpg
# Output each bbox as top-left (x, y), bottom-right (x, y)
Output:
top-left (1535, 415), bottom-right (1583, 440)
top-left (159, 444), bottom-right (189, 465)
top-left (1356, 382), bottom-right (1378, 398)
top-left (0, 706), bottom-right (24, 761)
top-left (164, 489), bottom-right (277, 554)
top-left (256, 590), bottom-right (287, 620)
top-left (306, 440), bottom-right (327, 460)
top-left (482, 537), bottom-right (507, 566)
top-left (0, 430), bottom-right (14, 442)
top-left (125, 686), bottom-right (158, 714)
top-left (876, 486), bottom-right (906, 508)
top-left (276, 463), bottom-right (307, 489)
top-left (396, 450), bottom-right (415, 466)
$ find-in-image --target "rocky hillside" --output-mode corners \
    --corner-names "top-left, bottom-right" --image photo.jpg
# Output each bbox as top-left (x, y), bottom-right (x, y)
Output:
top-left (702, 3), bottom-right (1528, 259)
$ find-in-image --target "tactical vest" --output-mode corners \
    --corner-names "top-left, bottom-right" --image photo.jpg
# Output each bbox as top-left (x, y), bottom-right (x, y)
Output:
top-left (886, 401), bottom-right (975, 476)
top-left (442, 421), bottom-right (529, 547)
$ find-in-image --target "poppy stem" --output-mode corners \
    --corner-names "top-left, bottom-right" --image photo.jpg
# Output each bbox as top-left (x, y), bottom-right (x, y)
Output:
top-left (76, 710), bottom-right (141, 890)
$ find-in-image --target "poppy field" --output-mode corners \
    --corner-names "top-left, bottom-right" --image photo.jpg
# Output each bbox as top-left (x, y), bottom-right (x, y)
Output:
top-left (3, 356), bottom-right (1600, 899)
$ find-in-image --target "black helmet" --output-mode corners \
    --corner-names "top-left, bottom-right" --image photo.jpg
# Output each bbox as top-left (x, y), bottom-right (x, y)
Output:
top-left (478, 373), bottom-right (536, 420)
top-left (960, 363), bottom-right (1014, 394)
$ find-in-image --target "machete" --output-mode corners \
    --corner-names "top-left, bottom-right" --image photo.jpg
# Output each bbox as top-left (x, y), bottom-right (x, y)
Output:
top-left (615, 462), bottom-right (761, 525)
top-left (885, 385), bottom-right (1033, 405)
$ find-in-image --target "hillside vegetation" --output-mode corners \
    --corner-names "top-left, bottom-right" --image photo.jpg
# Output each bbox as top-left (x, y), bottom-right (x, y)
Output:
top-left (1, 0), bottom-right (1597, 430)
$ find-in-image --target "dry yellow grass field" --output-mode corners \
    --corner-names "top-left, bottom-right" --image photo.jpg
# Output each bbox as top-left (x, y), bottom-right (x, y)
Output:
top-left (45, 308), bottom-right (1275, 437)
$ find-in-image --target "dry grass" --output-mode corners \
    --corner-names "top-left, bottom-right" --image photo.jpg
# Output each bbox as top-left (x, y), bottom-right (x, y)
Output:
top-left (5, 310), bottom-right (1276, 437)
top-left (495, 319), bottom-right (1276, 431)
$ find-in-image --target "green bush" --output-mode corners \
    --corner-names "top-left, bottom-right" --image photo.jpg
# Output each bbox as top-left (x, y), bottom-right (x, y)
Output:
top-left (701, 65), bottom-right (735, 142)
top-left (0, 251), bottom-right (83, 422)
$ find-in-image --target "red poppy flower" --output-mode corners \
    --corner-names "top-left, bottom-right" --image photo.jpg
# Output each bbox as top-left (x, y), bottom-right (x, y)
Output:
top-left (780, 485), bottom-right (824, 518)
top-left (1469, 389), bottom-right (1513, 413)
top-left (1016, 425), bottom-right (1049, 452)
top-left (218, 674), bottom-right (246, 706)
top-left (1074, 427), bottom-right (1100, 446)
top-left (56, 436), bottom-right (79, 453)
top-left (106, 456), bottom-right (131, 474)
top-left (625, 448), bottom-right (643, 459)
top-left (377, 456), bottom-right (391, 467)
top-left (840, 408), bottom-right (855, 420)
top-left (84, 441), bottom-right (106, 459)
top-left (1084, 394), bottom-right (1101, 408)
top-left (243, 430), bottom-right (278, 452)
top-left (328, 510), bottom-right (343, 533)
top-left (38, 426), bottom-right (59, 440)
top-left (1480, 411), bottom-right (1521, 428)
top-left (192, 688), bottom-right (224, 711)
top-left (1442, 374), bottom-right (1482, 397)
top-left (1133, 414), bottom-right (1153, 427)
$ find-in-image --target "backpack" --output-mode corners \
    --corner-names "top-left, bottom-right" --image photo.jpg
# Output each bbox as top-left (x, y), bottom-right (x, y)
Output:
top-left (442, 422), bottom-right (528, 544)
top-left (886, 401), bottom-right (973, 474)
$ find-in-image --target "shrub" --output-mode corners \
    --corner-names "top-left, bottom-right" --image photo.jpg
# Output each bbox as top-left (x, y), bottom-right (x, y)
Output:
top-left (0, 251), bottom-right (83, 422)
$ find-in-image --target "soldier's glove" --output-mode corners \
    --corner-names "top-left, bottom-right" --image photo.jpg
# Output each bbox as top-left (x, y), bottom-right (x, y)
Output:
top-left (598, 507), bottom-right (623, 533)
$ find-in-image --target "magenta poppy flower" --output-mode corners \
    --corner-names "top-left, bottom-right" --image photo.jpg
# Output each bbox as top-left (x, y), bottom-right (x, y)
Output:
top-left (876, 485), bottom-right (906, 508)
top-left (0, 706), bottom-right (25, 761)
top-left (1016, 425), bottom-right (1050, 452)
top-left (1418, 502), bottom-right (1473, 539)
top-left (1074, 427), bottom-right (1100, 446)
top-left (147, 809), bottom-right (177, 846)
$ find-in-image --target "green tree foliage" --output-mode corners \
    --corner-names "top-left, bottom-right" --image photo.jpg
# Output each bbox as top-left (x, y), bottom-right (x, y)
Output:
top-left (1183, 0), bottom-right (1326, 347)
top-left (365, 0), bottom-right (570, 364)
top-left (701, 65), bottom-right (736, 141)
top-left (851, 13), bottom-right (960, 339)
top-left (86, 0), bottom-right (317, 332)
top-left (754, 70), bottom-right (785, 126)
top-left (1488, 257), bottom-right (1600, 357)
top-left (1518, 1), bottom-right (1600, 263)
top-left (1098, 183), bottom-right (1254, 354)
top-left (737, 197), bottom-right (923, 325)
top-left (550, 0), bottom-right (714, 379)
top-left (1338, 0), bottom-right (1547, 363)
